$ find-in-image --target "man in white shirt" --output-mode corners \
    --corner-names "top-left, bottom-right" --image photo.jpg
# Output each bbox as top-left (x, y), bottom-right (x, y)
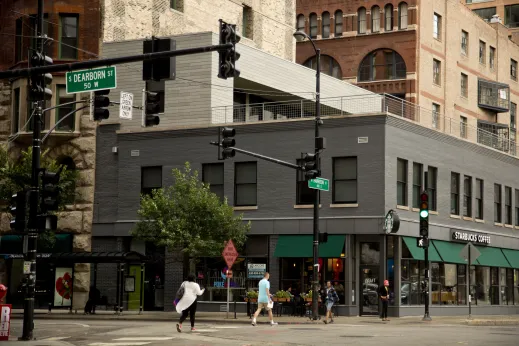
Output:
top-left (252, 272), bottom-right (277, 326)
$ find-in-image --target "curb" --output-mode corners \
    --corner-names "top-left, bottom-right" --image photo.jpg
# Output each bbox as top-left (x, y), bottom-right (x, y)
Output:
top-left (464, 320), bottom-right (519, 326)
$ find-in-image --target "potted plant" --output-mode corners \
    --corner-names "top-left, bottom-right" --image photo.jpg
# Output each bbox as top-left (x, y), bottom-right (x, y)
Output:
top-left (273, 290), bottom-right (291, 302)
top-left (245, 290), bottom-right (258, 302)
top-left (304, 290), bottom-right (313, 302)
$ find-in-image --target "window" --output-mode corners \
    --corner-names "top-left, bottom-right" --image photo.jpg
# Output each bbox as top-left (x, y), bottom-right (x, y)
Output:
top-left (357, 8), bottom-right (366, 34)
top-left (505, 4), bottom-right (519, 28)
top-left (433, 59), bottom-right (441, 85)
top-left (170, 0), bottom-right (183, 11)
top-left (304, 55), bottom-right (342, 79)
top-left (489, 46), bottom-right (495, 69)
top-left (451, 173), bottom-right (460, 215)
top-left (457, 264), bottom-right (467, 305)
top-left (461, 73), bottom-right (468, 98)
top-left (296, 159), bottom-right (315, 205)
top-left (505, 186), bottom-right (512, 225)
top-left (141, 166), bottom-right (162, 196)
top-left (202, 163), bottom-right (224, 202)
top-left (503, 268), bottom-right (515, 305)
top-left (433, 13), bottom-right (441, 40)
top-left (333, 157), bottom-right (357, 203)
top-left (56, 85), bottom-right (76, 131)
top-left (471, 266), bottom-right (498, 305)
top-left (322, 12), bottom-right (330, 38)
top-left (427, 166), bottom-right (437, 211)
top-left (460, 116), bottom-right (468, 139)
top-left (371, 6), bottom-right (380, 33)
top-left (515, 189), bottom-right (519, 226)
top-left (15, 18), bottom-right (22, 62)
top-left (397, 158), bottom-right (407, 206)
top-left (334, 11), bottom-right (343, 36)
top-left (463, 176), bottom-right (472, 217)
top-left (412, 162), bottom-right (423, 209)
top-left (297, 14), bottom-right (305, 32)
top-left (12, 88), bottom-right (20, 134)
top-left (461, 30), bottom-right (468, 55)
top-left (473, 7), bottom-right (497, 22)
top-left (60, 15), bottom-right (78, 59)
top-left (432, 103), bottom-right (440, 129)
top-left (511, 103), bottom-right (517, 129)
top-left (358, 49), bottom-right (406, 82)
top-left (30, 14), bottom-right (51, 57)
top-left (511, 59), bottom-right (517, 81)
top-left (398, 2), bottom-right (408, 29)
top-left (475, 179), bottom-right (484, 220)
top-left (494, 183), bottom-right (502, 223)
top-left (478, 79), bottom-right (510, 112)
top-left (234, 162), bottom-right (257, 206)
top-left (432, 263), bottom-right (463, 305)
top-left (479, 40), bottom-right (486, 65)
top-left (242, 5), bottom-right (253, 38)
top-left (309, 13), bottom-right (317, 38)
top-left (385, 4), bottom-right (393, 31)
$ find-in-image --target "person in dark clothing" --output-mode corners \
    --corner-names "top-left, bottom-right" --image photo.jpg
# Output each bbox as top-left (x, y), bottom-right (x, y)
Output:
top-left (84, 286), bottom-right (100, 314)
top-left (378, 279), bottom-right (390, 321)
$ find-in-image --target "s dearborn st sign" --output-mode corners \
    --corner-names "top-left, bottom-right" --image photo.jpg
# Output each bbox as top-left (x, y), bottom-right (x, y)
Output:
top-left (450, 229), bottom-right (491, 245)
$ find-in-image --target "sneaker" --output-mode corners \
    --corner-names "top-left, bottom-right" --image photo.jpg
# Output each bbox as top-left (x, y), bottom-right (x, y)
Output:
top-left (323, 320), bottom-right (328, 324)
top-left (330, 319), bottom-right (334, 324)
top-left (176, 324), bottom-right (182, 333)
top-left (252, 319), bottom-right (256, 326)
top-left (191, 327), bottom-right (196, 332)
top-left (270, 321), bottom-right (278, 326)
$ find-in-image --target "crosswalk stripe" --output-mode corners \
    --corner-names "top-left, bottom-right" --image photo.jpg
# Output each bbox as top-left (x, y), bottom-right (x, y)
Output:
top-left (213, 326), bottom-right (239, 329)
top-left (114, 337), bottom-right (175, 341)
top-left (42, 337), bottom-right (71, 341)
top-left (89, 343), bottom-right (151, 346)
top-left (190, 329), bottom-right (218, 333)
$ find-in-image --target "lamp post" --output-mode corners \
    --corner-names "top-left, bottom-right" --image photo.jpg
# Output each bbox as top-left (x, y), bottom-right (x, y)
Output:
top-left (294, 31), bottom-right (321, 321)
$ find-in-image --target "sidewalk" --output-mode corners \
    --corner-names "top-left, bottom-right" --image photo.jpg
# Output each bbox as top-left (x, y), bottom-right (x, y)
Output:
top-left (10, 309), bottom-right (519, 326)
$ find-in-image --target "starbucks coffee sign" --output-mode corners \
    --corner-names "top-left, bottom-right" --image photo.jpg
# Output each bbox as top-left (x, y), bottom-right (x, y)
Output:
top-left (450, 229), bottom-right (491, 245)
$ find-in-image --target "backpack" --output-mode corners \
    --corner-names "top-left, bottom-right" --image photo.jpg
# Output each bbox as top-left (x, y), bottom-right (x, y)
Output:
top-left (174, 282), bottom-right (185, 305)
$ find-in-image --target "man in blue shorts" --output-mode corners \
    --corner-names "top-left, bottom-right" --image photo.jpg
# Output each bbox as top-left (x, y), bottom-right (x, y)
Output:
top-left (252, 272), bottom-right (278, 326)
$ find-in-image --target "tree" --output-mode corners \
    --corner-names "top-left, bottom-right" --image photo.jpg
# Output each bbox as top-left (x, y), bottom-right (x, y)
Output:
top-left (132, 162), bottom-right (250, 264)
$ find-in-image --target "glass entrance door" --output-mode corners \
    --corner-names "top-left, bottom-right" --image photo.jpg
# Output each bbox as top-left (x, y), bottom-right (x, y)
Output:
top-left (360, 266), bottom-right (379, 315)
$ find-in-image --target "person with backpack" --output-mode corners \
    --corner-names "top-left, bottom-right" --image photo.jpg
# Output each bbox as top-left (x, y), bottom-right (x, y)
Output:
top-left (323, 281), bottom-right (339, 324)
top-left (175, 274), bottom-right (205, 332)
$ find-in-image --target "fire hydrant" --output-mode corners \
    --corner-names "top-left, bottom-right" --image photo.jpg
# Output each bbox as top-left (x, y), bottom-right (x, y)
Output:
top-left (0, 284), bottom-right (7, 303)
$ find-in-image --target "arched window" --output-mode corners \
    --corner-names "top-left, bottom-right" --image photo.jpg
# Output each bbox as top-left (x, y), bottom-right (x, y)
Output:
top-left (57, 156), bottom-right (76, 204)
top-left (322, 12), bottom-right (330, 38)
top-left (358, 49), bottom-right (406, 82)
top-left (309, 13), bottom-right (317, 38)
top-left (358, 7), bottom-right (367, 34)
top-left (297, 14), bottom-right (305, 32)
top-left (398, 2), bottom-right (408, 29)
top-left (385, 4), bottom-right (394, 31)
top-left (372, 6), bottom-right (380, 33)
top-left (335, 10), bottom-right (343, 37)
top-left (304, 55), bottom-right (342, 79)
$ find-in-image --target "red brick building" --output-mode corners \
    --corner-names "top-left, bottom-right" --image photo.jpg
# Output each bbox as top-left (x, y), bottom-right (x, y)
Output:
top-left (295, 0), bottom-right (418, 103)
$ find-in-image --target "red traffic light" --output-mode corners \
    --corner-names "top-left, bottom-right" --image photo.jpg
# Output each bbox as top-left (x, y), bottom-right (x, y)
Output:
top-left (420, 192), bottom-right (428, 201)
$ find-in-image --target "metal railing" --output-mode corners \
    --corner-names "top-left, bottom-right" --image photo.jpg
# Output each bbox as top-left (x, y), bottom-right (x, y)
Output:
top-left (211, 93), bottom-right (519, 157)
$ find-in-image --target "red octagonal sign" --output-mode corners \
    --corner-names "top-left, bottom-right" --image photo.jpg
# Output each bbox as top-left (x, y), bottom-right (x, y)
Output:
top-left (222, 239), bottom-right (239, 269)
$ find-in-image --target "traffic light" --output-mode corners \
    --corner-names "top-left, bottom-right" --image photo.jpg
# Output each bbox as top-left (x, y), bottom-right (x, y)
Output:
top-left (221, 127), bottom-right (236, 159)
top-left (143, 37), bottom-right (176, 81)
top-left (92, 89), bottom-right (110, 121)
top-left (319, 232), bottom-right (328, 243)
top-left (40, 169), bottom-right (60, 213)
top-left (419, 191), bottom-right (429, 238)
top-left (10, 191), bottom-right (27, 231)
top-left (302, 153), bottom-right (319, 179)
top-left (218, 19), bottom-right (241, 79)
top-left (29, 52), bottom-right (53, 101)
top-left (142, 91), bottom-right (161, 127)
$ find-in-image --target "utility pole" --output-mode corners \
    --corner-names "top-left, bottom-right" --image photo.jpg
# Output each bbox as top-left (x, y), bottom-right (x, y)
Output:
top-left (422, 171), bottom-right (431, 321)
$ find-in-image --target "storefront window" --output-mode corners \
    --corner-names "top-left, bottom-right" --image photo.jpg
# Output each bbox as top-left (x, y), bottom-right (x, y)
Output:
top-left (472, 266), bottom-right (497, 305)
top-left (458, 264), bottom-right (467, 305)
top-left (515, 269), bottom-right (519, 305)
top-left (432, 263), bottom-right (458, 305)
top-left (386, 236), bottom-right (395, 305)
top-left (281, 258), bottom-right (303, 294)
top-left (401, 259), bottom-right (425, 305)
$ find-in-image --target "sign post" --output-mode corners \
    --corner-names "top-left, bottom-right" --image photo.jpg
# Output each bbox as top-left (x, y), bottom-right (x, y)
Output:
top-left (222, 240), bottom-right (238, 319)
top-left (459, 243), bottom-right (481, 319)
top-left (66, 66), bottom-right (117, 94)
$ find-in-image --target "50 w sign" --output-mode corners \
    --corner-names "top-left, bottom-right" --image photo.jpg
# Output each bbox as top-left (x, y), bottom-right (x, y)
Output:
top-left (66, 67), bottom-right (117, 94)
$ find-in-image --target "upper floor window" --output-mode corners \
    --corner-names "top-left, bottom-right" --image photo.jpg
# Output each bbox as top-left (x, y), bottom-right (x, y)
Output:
top-left (170, 0), bottom-right (184, 12)
top-left (335, 11), bottom-right (343, 36)
top-left (451, 172), bottom-right (460, 215)
top-left (511, 102), bottom-right (517, 129)
top-left (371, 6), bottom-right (380, 33)
top-left (461, 30), bottom-right (468, 55)
top-left (511, 59), bottom-right (517, 81)
top-left (141, 166), bottom-right (162, 196)
top-left (12, 88), bottom-right (20, 134)
top-left (385, 4), bottom-right (394, 31)
top-left (235, 162), bottom-right (257, 206)
top-left (505, 186), bottom-right (512, 225)
top-left (309, 13), bottom-right (317, 38)
top-left (479, 40), bottom-right (486, 65)
top-left (463, 175), bottom-right (472, 217)
top-left (475, 178), bottom-right (484, 220)
top-left (242, 5), bottom-right (253, 38)
top-left (489, 46), bottom-right (495, 69)
top-left (473, 7), bottom-right (497, 22)
top-left (202, 163), bottom-right (224, 202)
top-left (297, 14), bottom-right (305, 32)
top-left (412, 162), bottom-right (423, 209)
top-left (495, 184), bottom-right (502, 223)
top-left (398, 2), bottom-right (408, 30)
top-left (358, 8), bottom-right (367, 34)
top-left (322, 12), bottom-right (330, 38)
top-left (304, 55), bottom-right (342, 79)
top-left (505, 4), bottom-right (519, 28)
top-left (461, 73), bottom-right (468, 98)
top-left (397, 158), bottom-right (407, 206)
top-left (433, 13), bottom-right (442, 40)
top-left (296, 159), bottom-right (314, 205)
top-left (60, 14), bottom-right (79, 60)
top-left (56, 85), bottom-right (76, 131)
top-left (333, 157), bottom-right (357, 204)
top-left (30, 14), bottom-right (52, 57)
top-left (460, 116), bottom-right (468, 138)
top-left (433, 59), bottom-right (441, 85)
top-left (427, 166), bottom-right (438, 211)
top-left (15, 19), bottom-right (22, 62)
top-left (358, 49), bottom-right (406, 82)
top-left (432, 103), bottom-right (440, 129)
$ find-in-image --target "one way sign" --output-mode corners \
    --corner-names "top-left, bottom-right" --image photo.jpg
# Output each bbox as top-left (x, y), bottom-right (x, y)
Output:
top-left (417, 237), bottom-right (429, 248)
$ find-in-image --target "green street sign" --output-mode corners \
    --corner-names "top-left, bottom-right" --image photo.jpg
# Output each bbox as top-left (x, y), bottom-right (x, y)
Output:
top-left (66, 66), bottom-right (117, 94)
top-left (308, 178), bottom-right (329, 191)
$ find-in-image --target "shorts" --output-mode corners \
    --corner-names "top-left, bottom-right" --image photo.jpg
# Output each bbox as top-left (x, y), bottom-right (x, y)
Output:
top-left (257, 302), bottom-right (271, 311)
top-left (326, 301), bottom-right (334, 311)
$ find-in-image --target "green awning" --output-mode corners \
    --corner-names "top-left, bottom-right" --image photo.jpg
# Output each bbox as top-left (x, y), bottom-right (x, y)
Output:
top-left (502, 249), bottom-right (519, 269)
top-left (475, 246), bottom-right (511, 268)
top-left (273, 235), bottom-right (345, 258)
top-left (402, 237), bottom-right (442, 262)
top-left (431, 240), bottom-right (475, 265)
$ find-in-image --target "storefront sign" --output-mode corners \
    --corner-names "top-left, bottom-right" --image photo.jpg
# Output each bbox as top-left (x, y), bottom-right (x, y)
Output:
top-left (0, 304), bottom-right (11, 340)
top-left (54, 268), bottom-right (73, 307)
top-left (450, 229), bottom-right (491, 245)
top-left (247, 263), bottom-right (266, 279)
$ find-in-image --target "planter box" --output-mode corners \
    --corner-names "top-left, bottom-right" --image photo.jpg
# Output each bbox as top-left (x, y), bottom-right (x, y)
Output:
top-left (273, 298), bottom-right (289, 302)
top-left (244, 298), bottom-right (257, 302)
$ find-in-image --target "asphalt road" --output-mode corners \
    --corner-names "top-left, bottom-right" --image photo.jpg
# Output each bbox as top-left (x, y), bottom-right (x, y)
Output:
top-left (6, 319), bottom-right (519, 346)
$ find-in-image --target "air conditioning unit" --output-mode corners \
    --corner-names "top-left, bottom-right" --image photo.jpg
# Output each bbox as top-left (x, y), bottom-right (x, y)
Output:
top-left (490, 15), bottom-right (502, 24)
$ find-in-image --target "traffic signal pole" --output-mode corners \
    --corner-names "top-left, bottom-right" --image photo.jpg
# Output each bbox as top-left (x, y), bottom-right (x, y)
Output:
top-left (423, 171), bottom-right (431, 321)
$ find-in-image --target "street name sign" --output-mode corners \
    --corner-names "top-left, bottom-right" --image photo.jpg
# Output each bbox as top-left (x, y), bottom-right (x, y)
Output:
top-left (222, 239), bottom-right (239, 269)
top-left (308, 178), bottom-right (330, 191)
top-left (119, 92), bottom-right (134, 120)
top-left (66, 66), bottom-right (117, 94)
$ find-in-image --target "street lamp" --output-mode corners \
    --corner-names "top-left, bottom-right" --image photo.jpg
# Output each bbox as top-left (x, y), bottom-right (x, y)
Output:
top-left (293, 30), bottom-right (322, 321)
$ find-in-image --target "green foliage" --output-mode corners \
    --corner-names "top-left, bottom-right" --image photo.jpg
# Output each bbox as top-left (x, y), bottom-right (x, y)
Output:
top-left (0, 145), bottom-right (79, 211)
top-left (132, 162), bottom-right (250, 257)
top-left (274, 290), bottom-right (292, 299)
top-left (246, 290), bottom-right (258, 299)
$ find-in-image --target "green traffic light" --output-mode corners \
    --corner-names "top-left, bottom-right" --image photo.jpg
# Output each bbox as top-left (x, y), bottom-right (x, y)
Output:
top-left (420, 210), bottom-right (429, 218)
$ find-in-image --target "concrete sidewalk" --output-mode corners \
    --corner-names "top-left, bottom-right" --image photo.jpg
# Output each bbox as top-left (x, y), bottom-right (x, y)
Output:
top-left (10, 308), bottom-right (519, 326)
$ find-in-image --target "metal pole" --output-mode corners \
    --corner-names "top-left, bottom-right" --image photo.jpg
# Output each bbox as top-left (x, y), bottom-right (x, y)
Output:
top-left (139, 263), bottom-right (144, 315)
top-left (468, 245), bottom-right (472, 319)
top-left (226, 272), bottom-right (230, 319)
top-left (423, 171), bottom-right (431, 321)
top-left (311, 48), bottom-right (321, 321)
top-left (20, 0), bottom-right (43, 340)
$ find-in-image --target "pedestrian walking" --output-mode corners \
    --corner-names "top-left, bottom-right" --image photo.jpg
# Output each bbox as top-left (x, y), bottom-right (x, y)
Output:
top-left (175, 274), bottom-right (205, 332)
top-left (252, 272), bottom-right (278, 326)
top-left (323, 281), bottom-right (339, 324)
top-left (379, 279), bottom-right (390, 321)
